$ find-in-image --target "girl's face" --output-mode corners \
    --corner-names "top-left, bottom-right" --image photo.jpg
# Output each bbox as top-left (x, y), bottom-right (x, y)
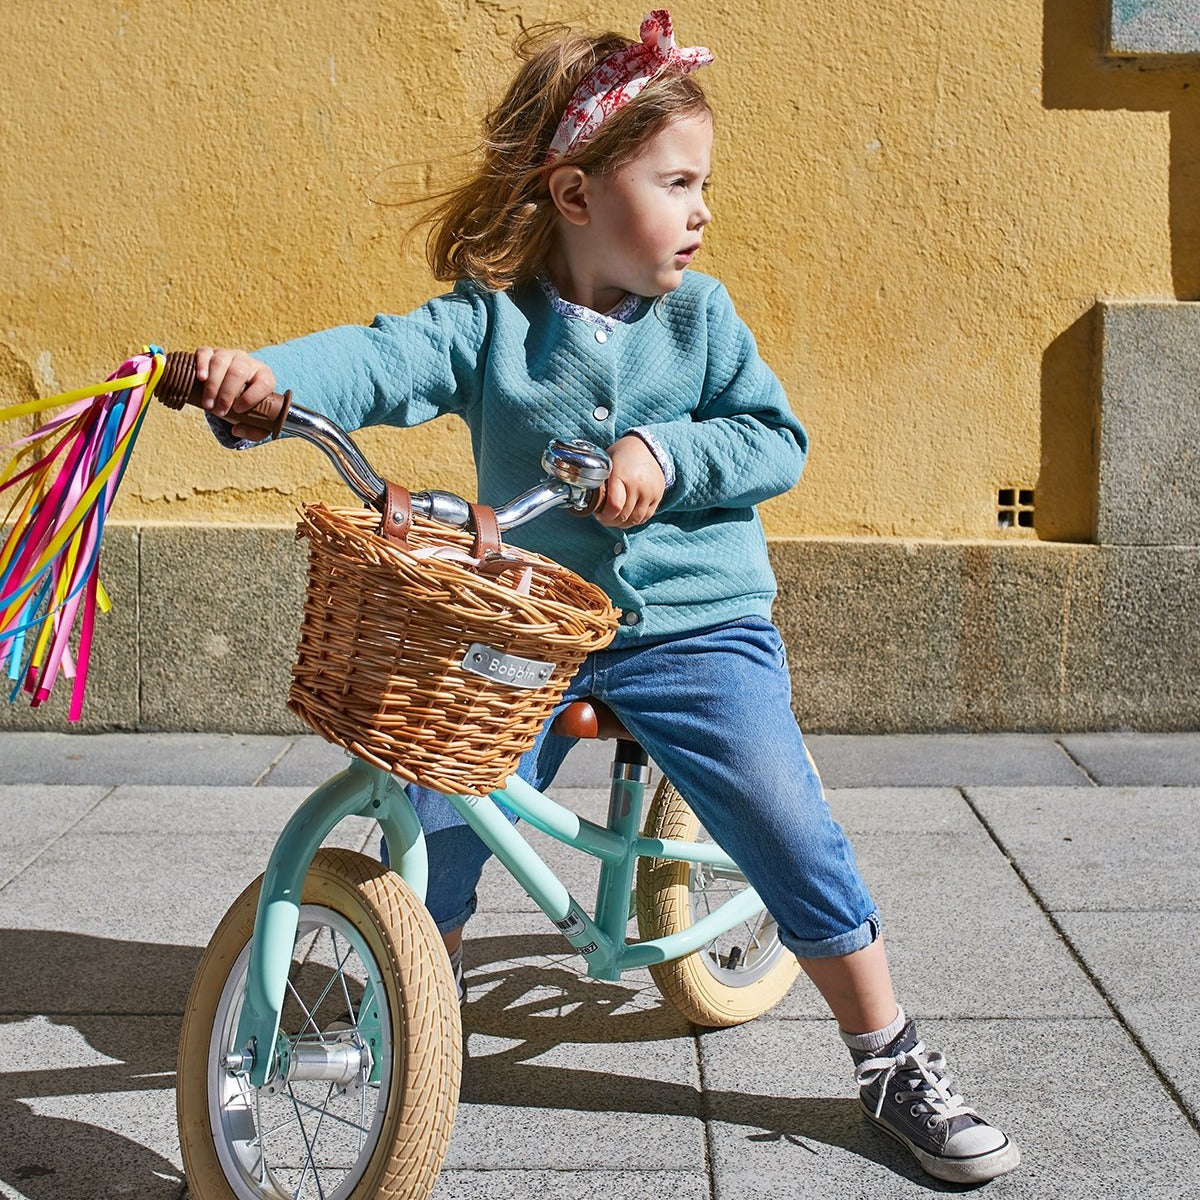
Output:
top-left (551, 110), bottom-right (714, 311)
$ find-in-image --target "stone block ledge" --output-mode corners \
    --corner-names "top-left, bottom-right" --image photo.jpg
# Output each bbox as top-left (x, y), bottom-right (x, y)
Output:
top-left (2, 528), bottom-right (1196, 734)
top-left (1107, 1), bottom-right (1200, 59)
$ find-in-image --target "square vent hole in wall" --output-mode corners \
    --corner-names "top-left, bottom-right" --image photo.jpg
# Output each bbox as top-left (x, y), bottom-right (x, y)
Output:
top-left (997, 487), bottom-right (1035, 530)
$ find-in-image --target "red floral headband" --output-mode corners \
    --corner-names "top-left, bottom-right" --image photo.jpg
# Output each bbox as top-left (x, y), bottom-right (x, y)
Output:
top-left (546, 10), bottom-right (713, 161)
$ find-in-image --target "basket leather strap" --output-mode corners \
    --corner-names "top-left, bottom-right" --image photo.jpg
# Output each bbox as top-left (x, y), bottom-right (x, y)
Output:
top-left (380, 483), bottom-right (501, 558)
top-left (380, 481), bottom-right (413, 546)
top-left (468, 503), bottom-right (501, 559)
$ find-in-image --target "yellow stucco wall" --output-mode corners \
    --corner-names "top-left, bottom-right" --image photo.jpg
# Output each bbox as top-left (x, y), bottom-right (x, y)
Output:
top-left (1, 1), bottom-right (1190, 540)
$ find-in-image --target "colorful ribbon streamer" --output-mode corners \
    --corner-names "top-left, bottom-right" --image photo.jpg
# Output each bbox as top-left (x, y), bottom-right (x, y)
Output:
top-left (0, 350), bottom-right (164, 719)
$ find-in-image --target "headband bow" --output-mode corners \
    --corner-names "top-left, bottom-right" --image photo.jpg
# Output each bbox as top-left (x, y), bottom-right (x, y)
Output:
top-left (546, 10), bottom-right (713, 161)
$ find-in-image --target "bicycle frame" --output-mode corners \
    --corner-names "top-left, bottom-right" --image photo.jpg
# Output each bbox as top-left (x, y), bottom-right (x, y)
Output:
top-left (231, 753), bottom-right (765, 1088)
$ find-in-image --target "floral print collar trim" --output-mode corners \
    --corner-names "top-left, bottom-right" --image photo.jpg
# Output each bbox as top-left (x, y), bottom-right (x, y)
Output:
top-left (537, 273), bottom-right (643, 332)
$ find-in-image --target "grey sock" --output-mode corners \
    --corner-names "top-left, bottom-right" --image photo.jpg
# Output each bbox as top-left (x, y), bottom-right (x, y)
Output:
top-left (840, 1005), bottom-right (906, 1057)
top-left (448, 942), bottom-right (465, 1002)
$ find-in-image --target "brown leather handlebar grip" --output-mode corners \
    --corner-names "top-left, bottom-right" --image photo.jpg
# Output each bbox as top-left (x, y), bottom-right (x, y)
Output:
top-left (156, 350), bottom-right (293, 439)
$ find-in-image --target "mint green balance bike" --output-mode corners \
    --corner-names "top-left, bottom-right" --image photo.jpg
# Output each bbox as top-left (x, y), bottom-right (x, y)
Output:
top-left (160, 356), bottom-right (800, 1200)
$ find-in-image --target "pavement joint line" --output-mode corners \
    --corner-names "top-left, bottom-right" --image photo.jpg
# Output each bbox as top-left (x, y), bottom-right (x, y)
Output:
top-left (1052, 737), bottom-right (1101, 786)
top-left (439, 1167), bottom-right (709, 1175)
top-left (253, 736), bottom-right (301, 787)
top-left (958, 785), bottom-right (1200, 1138)
top-left (692, 1028), bottom-right (718, 1200)
top-left (0, 1010), bottom-right (185, 1018)
top-left (0, 782), bottom-right (118, 895)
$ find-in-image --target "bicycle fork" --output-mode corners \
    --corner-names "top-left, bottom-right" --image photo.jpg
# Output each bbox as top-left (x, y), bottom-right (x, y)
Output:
top-left (229, 758), bottom-right (429, 1089)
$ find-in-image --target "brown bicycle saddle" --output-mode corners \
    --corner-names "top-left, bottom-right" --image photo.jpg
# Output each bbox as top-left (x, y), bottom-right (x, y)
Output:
top-left (551, 699), bottom-right (633, 741)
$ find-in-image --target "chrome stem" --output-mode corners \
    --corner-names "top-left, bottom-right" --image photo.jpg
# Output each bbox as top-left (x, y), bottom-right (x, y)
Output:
top-left (280, 409), bottom-right (610, 534)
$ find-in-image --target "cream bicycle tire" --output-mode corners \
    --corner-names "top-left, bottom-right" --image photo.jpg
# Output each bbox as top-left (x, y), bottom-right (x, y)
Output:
top-left (636, 779), bottom-right (799, 1027)
top-left (177, 848), bottom-right (461, 1200)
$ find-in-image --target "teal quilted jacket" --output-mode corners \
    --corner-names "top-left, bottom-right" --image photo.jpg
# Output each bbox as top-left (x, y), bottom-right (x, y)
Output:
top-left (254, 270), bottom-right (808, 642)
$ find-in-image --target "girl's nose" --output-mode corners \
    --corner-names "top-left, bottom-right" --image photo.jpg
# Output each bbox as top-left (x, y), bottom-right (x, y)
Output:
top-left (693, 197), bottom-right (712, 228)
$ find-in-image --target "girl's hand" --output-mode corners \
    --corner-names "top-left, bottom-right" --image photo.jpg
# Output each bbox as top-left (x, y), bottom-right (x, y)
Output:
top-left (597, 435), bottom-right (666, 528)
top-left (194, 347), bottom-right (278, 442)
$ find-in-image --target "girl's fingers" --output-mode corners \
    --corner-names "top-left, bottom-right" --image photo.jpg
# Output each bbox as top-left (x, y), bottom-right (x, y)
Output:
top-left (191, 349), bottom-right (276, 416)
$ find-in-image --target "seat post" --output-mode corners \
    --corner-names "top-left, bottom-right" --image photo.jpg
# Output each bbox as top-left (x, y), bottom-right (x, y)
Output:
top-left (590, 736), bottom-right (652, 978)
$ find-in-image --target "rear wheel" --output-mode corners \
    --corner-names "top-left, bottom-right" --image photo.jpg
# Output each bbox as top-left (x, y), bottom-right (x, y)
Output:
top-left (636, 779), bottom-right (799, 1027)
top-left (178, 847), bottom-right (461, 1200)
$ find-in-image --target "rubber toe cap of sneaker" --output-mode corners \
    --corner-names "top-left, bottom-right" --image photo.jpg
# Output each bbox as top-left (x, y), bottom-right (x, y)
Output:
top-left (944, 1122), bottom-right (1009, 1158)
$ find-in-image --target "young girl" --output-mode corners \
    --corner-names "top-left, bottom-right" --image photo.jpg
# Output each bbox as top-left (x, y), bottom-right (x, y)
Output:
top-left (197, 12), bottom-right (1019, 1185)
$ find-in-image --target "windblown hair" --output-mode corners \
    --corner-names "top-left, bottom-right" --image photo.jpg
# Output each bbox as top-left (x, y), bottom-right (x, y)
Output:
top-left (423, 24), bottom-right (711, 292)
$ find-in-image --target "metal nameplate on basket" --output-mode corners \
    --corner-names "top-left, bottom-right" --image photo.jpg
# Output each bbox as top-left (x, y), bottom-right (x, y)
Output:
top-left (461, 643), bottom-right (555, 689)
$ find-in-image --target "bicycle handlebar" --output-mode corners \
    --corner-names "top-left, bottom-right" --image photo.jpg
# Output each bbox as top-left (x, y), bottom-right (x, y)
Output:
top-left (155, 350), bottom-right (610, 533)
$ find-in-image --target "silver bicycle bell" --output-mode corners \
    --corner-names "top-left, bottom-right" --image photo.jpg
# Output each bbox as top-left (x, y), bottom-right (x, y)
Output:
top-left (541, 438), bottom-right (612, 490)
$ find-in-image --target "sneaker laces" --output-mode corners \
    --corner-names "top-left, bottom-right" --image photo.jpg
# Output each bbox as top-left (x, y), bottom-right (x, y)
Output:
top-left (855, 1039), bottom-right (979, 1124)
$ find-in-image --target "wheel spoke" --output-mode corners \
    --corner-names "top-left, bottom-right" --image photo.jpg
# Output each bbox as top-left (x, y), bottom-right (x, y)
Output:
top-left (286, 1090), bottom-right (376, 1137)
top-left (287, 1080), bottom-right (326, 1200)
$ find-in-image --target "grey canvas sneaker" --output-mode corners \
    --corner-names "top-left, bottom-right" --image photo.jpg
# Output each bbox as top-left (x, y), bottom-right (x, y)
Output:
top-left (852, 1021), bottom-right (1020, 1184)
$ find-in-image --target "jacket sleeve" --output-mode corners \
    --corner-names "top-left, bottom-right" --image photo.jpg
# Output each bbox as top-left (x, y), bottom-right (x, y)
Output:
top-left (251, 281), bottom-right (491, 432)
top-left (634, 283), bottom-right (808, 513)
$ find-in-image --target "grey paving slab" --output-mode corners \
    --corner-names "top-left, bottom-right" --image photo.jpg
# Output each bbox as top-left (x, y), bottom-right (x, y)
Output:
top-left (0, 923), bottom-right (201, 1018)
top-left (772, 822), bottom-right (1105, 1022)
top-left (0, 822), bottom-right (377, 952)
top-left (830, 785), bottom-right (996, 834)
top-left (699, 1017), bottom-right (1200, 1198)
top-left (1058, 910), bottom-right (1200, 1121)
top-left (0, 1014), bottom-right (183, 1197)
top-left (450, 915), bottom-right (701, 1170)
top-left (70, 784), bottom-right (375, 840)
top-left (0, 733), bottom-right (1194, 1199)
top-left (804, 734), bottom-right (1091, 788)
top-left (0, 832), bottom-right (284, 953)
top-left (432, 1169), bottom-right (708, 1200)
top-left (460, 912), bottom-right (689, 1043)
top-left (0, 785), bottom-right (109, 887)
top-left (0, 732), bottom-right (291, 786)
top-left (967, 786), bottom-right (1200, 911)
top-left (1060, 732), bottom-right (1200, 786)
top-left (450, 1032), bottom-right (702, 1171)
top-left (258, 735), bottom-right (355, 785)
top-left (447, 915), bottom-right (708, 1171)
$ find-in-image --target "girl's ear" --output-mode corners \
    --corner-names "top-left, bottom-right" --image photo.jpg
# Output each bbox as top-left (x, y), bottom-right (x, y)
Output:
top-left (547, 165), bottom-right (591, 226)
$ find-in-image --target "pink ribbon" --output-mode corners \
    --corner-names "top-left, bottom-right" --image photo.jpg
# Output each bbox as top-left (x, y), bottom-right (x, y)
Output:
top-left (546, 10), bottom-right (713, 161)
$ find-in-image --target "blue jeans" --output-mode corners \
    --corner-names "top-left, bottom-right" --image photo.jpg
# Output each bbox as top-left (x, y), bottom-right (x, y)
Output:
top-left (406, 616), bottom-right (880, 959)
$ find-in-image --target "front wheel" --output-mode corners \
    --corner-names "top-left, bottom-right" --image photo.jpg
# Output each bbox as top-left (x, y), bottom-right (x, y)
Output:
top-left (636, 779), bottom-right (799, 1027)
top-left (178, 847), bottom-right (461, 1200)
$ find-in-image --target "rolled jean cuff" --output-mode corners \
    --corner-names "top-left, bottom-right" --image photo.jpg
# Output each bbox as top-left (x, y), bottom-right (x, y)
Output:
top-left (432, 893), bottom-right (477, 936)
top-left (785, 911), bottom-right (881, 960)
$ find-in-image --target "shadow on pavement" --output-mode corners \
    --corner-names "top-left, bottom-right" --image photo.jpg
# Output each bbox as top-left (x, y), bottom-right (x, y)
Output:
top-left (0, 928), bottom-right (198, 1199)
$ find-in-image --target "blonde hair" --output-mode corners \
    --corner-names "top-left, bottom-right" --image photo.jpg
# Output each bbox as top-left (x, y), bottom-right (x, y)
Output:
top-left (423, 23), bottom-right (711, 292)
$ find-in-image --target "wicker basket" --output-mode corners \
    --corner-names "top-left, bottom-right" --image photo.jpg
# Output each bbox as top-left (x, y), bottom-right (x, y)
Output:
top-left (287, 500), bottom-right (619, 795)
